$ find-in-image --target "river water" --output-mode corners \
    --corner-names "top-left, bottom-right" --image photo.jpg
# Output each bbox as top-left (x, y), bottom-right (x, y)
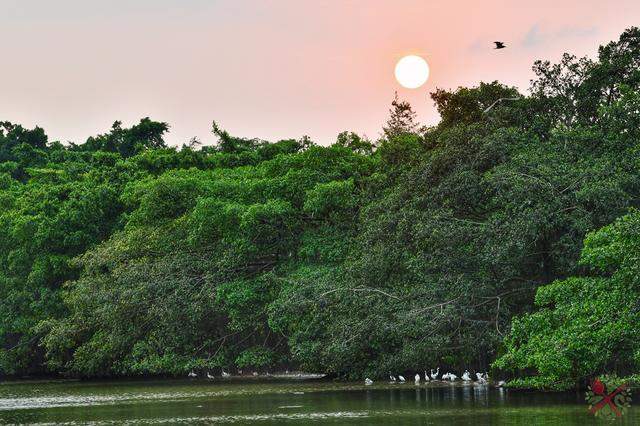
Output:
top-left (0, 379), bottom-right (637, 425)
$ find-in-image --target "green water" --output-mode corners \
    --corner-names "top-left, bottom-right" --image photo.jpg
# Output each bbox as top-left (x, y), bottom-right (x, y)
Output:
top-left (0, 379), bottom-right (637, 425)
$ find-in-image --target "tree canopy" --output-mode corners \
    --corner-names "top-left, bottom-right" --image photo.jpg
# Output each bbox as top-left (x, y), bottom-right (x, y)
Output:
top-left (1, 28), bottom-right (640, 387)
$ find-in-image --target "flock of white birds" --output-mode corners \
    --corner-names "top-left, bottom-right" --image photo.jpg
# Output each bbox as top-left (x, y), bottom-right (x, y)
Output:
top-left (188, 369), bottom-right (233, 379)
top-left (364, 368), bottom-right (506, 387)
top-left (187, 367), bottom-right (506, 388)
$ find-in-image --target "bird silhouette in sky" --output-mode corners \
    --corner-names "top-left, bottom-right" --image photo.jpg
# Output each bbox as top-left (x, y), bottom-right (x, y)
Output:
top-left (494, 41), bottom-right (506, 49)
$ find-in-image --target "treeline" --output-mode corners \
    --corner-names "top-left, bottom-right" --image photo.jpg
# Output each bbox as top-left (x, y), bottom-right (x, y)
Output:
top-left (1, 28), bottom-right (640, 390)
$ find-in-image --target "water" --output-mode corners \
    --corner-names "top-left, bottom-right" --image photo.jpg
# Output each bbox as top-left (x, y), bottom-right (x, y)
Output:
top-left (0, 379), bottom-right (637, 425)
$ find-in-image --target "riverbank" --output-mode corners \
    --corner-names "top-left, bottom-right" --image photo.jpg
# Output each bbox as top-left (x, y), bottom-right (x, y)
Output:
top-left (504, 374), bottom-right (640, 393)
top-left (7, 373), bottom-right (637, 393)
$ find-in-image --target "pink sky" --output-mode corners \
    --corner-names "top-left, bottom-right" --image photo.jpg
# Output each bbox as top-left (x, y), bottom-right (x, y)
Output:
top-left (1, 0), bottom-right (640, 146)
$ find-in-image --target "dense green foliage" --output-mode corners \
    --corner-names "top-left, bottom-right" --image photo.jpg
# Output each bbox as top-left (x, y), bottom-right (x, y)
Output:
top-left (1, 29), bottom-right (640, 386)
top-left (495, 210), bottom-right (640, 390)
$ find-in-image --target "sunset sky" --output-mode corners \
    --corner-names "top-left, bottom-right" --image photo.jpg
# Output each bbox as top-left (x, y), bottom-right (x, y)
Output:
top-left (2, 0), bottom-right (640, 146)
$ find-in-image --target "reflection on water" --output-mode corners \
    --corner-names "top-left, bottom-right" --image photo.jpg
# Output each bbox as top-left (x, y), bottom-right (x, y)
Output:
top-left (0, 379), bottom-right (637, 425)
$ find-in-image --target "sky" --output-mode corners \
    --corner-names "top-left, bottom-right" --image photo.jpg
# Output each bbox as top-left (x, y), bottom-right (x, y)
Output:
top-left (2, 0), bottom-right (640, 147)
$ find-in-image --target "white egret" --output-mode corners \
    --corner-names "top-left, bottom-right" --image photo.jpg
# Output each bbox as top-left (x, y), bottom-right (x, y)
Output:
top-left (398, 375), bottom-right (406, 382)
top-left (476, 372), bottom-right (487, 384)
top-left (188, 371), bottom-right (197, 378)
top-left (414, 373), bottom-right (420, 385)
top-left (206, 372), bottom-right (214, 379)
top-left (365, 378), bottom-right (373, 385)
top-left (430, 368), bottom-right (440, 380)
top-left (462, 370), bottom-right (471, 381)
top-left (221, 370), bottom-right (231, 378)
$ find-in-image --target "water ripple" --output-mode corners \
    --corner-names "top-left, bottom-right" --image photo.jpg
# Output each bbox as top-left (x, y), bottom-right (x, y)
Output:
top-left (25, 410), bottom-right (372, 425)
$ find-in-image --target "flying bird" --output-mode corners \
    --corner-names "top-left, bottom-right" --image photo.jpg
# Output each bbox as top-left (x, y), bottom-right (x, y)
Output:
top-left (494, 41), bottom-right (506, 49)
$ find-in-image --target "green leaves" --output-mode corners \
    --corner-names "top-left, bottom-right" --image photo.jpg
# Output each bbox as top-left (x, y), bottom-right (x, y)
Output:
top-left (80, 118), bottom-right (169, 158)
top-left (496, 211), bottom-right (640, 390)
top-left (33, 140), bottom-right (372, 377)
top-left (3, 28), bottom-right (640, 382)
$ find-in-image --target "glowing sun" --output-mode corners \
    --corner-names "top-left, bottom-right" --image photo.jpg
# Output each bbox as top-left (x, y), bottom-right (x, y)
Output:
top-left (395, 55), bottom-right (430, 89)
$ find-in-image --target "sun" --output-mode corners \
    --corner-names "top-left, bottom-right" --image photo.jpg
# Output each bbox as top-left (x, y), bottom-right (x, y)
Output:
top-left (395, 55), bottom-right (430, 89)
